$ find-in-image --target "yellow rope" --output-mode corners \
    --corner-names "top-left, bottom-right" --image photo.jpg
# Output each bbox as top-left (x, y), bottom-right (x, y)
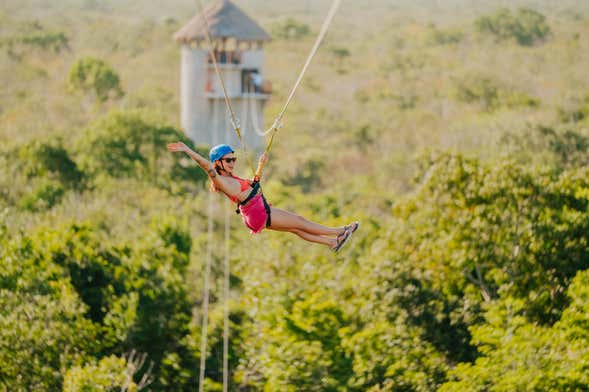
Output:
top-left (255, 0), bottom-right (342, 177)
top-left (196, 0), bottom-right (342, 178)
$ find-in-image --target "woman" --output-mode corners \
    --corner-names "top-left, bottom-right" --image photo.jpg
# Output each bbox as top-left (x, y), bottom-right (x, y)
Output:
top-left (167, 142), bottom-right (359, 252)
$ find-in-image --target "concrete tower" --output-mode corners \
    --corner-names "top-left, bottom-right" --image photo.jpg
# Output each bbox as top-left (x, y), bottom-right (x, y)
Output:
top-left (174, 0), bottom-right (272, 149)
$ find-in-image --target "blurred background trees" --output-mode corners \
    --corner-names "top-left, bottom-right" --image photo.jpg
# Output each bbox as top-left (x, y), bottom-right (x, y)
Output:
top-left (1, 0), bottom-right (589, 390)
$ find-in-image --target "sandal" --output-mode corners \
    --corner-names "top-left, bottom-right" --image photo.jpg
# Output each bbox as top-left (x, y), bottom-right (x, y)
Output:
top-left (332, 221), bottom-right (359, 253)
top-left (346, 221), bottom-right (359, 234)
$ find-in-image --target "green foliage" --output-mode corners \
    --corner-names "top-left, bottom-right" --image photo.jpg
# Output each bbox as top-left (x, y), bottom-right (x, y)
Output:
top-left (330, 46), bottom-right (351, 72)
top-left (354, 81), bottom-right (418, 109)
top-left (425, 25), bottom-right (464, 45)
top-left (68, 57), bottom-right (124, 102)
top-left (3, 2), bottom-right (589, 391)
top-left (280, 157), bottom-right (325, 192)
top-left (259, 293), bottom-right (354, 391)
top-left (560, 269), bottom-right (589, 341)
top-left (557, 94), bottom-right (589, 123)
top-left (18, 179), bottom-right (65, 211)
top-left (453, 74), bottom-right (539, 111)
top-left (19, 31), bottom-right (69, 52)
top-left (0, 220), bottom-right (199, 390)
top-left (440, 271), bottom-right (589, 391)
top-left (475, 8), bottom-right (551, 46)
top-left (398, 153), bottom-right (589, 324)
top-left (19, 139), bottom-right (85, 188)
top-left (63, 355), bottom-right (133, 392)
top-left (343, 320), bottom-right (448, 391)
top-left (330, 46), bottom-right (350, 59)
top-left (531, 126), bottom-right (589, 167)
top-left (0, 226), bottom-right (99, 390)
top-left (151, 217), bottom-right (192, 255)
top-left (200, 308), bottom-right (249, 389)
top-left (502, 125), bottom-right (589, 169)
top-left (1, 22), bottom-right (69, 57)
top-left (75, 110), bottom-right (204, 188)
top-left (270, 17), bottom-right (311, 40)
top-left (5, 139), bottom-right (85, 211)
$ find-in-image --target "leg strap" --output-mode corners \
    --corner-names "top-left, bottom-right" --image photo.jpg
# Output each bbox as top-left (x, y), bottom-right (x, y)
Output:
top-left (261, 194), bottom-right (271, 228)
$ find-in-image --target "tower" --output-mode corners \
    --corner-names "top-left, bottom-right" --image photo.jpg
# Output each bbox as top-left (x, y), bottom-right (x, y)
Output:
top-left (174, 0), bottom-right (272, 149)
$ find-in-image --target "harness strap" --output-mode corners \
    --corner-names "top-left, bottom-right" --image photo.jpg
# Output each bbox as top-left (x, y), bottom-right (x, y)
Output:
top-left (235, 180), bottom-right (271, 228)
top-left (261, 193), bottom-right (271, 228)
top-left (235, 180), bottom-right (260, 213)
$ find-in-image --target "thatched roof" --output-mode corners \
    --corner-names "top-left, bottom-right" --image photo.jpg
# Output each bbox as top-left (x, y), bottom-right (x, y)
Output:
top-left (174, 0), bottom-right (271, 43)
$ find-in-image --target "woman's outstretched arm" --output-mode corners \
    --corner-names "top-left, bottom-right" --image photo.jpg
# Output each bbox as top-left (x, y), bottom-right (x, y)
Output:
top-left (167, 142), bottom-right (213, 172)
top-left (167, 142), bottom-right (227, 191)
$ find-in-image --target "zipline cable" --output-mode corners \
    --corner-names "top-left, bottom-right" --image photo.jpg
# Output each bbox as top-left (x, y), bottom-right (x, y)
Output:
top-left (255, 0), bottom-right (342, 177)
top-left (196, 0), bottom-right (341, 178)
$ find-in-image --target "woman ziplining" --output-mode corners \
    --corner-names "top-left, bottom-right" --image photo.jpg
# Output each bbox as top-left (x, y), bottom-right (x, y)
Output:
top-left (186, 1), bottom-right (348, 389)
top-left (167, 142), bottom-right (359, 252)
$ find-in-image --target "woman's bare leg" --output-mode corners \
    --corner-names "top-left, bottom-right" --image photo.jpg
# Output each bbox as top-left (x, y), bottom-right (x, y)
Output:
top-left (289, 228), bottom-right (336, 248)
top-left (269, 207), bottom-right (345, 237)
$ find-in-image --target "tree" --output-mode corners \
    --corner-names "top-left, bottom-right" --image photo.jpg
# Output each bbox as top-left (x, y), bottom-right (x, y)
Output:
top-left (452, 73), bottom-right (539, 111)
top-left (68, 57), bottom-right (124, 102)
top-left (19, 139), bottom-right (85, 188)
top-left (4, 139), bottom-right (85, 211)
top-left (256, 293), bottom-right (354, 391)
top-left (440, 271), bottom-right (589, 391)
top-left (0, 226), bottom-right (99, 390)
top-left (63, 353), bottom-right (153, 392)
top-left (345, 151), bottom-right (589, 387)
top-left (74, 110), bottom-right (206, 189)
top-left (475, 8), bottom-right (551, 46)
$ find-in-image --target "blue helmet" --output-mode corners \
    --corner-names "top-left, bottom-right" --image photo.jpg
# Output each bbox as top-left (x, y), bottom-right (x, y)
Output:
top-left (209, 144), bottom-right (234, 162)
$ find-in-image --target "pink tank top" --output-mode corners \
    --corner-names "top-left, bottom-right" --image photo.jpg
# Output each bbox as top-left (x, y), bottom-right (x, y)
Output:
top-left (228, 175), bottom-right (251, 203)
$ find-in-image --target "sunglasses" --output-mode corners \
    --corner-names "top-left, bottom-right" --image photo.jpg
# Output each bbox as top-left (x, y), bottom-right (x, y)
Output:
top-left (220, 157), bottom-right (237, 163)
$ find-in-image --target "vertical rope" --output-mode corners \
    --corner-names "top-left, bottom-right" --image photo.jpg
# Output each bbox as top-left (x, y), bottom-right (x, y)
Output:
top-left (198, 190), bottom-right (214, 392)
top-left (198, 87), bottom-right (221, 392)
top-left (222, 196), bottom-right (231, 392)
top-left (247, 81), bottom-right (266, 137)
top-left (197, 1), bottom-right (238, 132)
top-left (222, 96), bottom-right (231, 392)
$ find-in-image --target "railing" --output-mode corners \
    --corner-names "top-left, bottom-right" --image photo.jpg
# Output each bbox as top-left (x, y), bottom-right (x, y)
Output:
top-left (207, 50), bottom-right (241, 65)
top-left (205, 76), bottom-right (272, 96)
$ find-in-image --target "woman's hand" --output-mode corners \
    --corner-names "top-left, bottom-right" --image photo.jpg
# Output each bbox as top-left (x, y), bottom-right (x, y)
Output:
top-left (169, 142), bottom-right (209, 169)
top-left (167, 142), bottom-right (189, 153)
top-left (254, 152), bottom-right (269, 180)
top-left (258, 152), bottom-right (268, 165)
